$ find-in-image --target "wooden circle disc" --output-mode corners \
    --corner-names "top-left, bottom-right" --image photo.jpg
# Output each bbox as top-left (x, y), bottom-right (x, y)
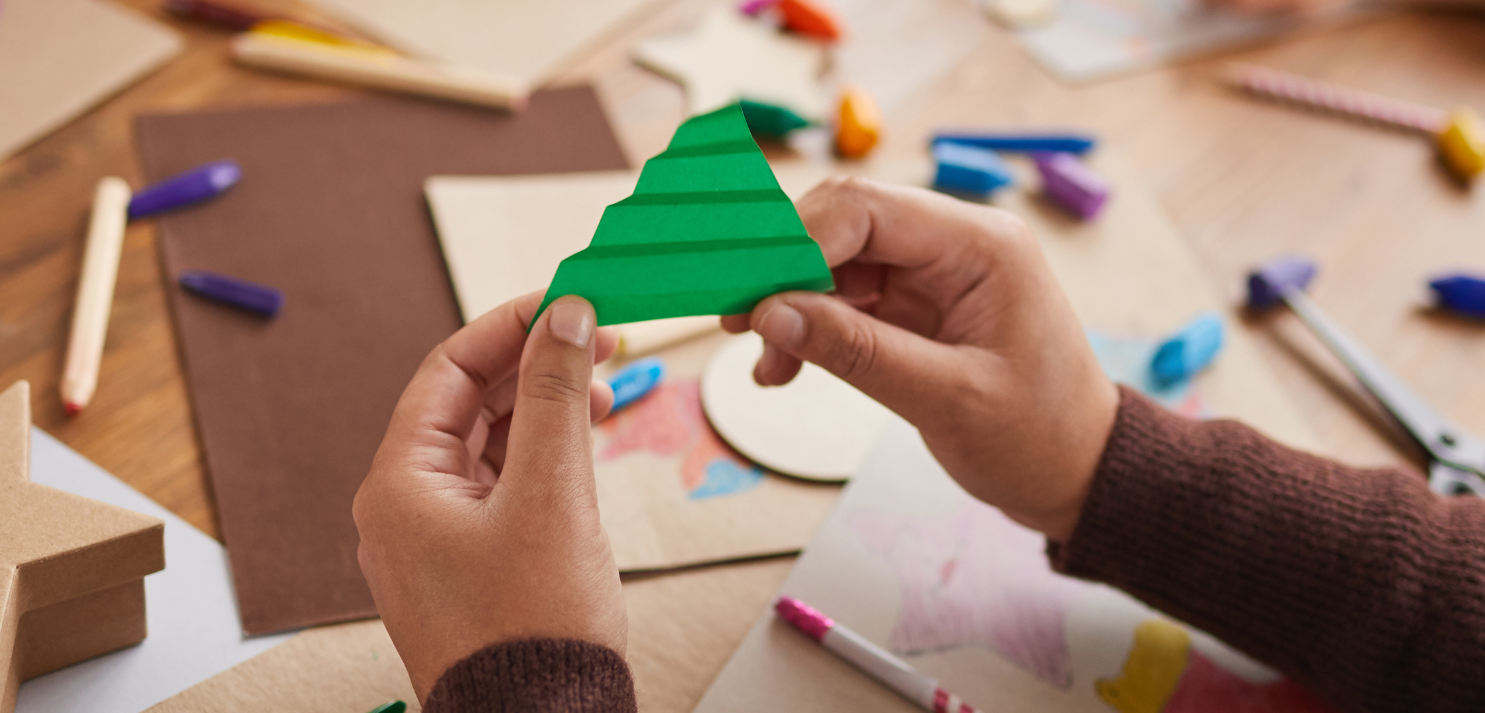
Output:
top-left (700, 333), bottom-right (893, 482)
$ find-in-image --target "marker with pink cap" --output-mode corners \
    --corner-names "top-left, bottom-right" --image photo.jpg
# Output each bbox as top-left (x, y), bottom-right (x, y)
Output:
top-left (774, 596), bottom-right (979, 713)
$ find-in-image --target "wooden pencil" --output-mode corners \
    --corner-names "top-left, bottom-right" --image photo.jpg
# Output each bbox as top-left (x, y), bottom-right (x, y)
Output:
top-left (61, 177), bottom-right (132, 415)
top-left (617, 316), bottom-right (720, 357)
top-left (231, 33), bottom-right (528, 111)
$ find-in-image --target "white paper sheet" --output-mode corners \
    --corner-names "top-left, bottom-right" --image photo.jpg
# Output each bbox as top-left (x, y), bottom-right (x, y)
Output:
top-left (17, 429), bottom-right (290, 713)
top-left (1016, 0), bottom-right (1357, 82)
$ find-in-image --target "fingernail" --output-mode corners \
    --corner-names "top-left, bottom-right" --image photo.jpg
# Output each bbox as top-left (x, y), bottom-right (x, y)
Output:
top-left (757, 301), bottom-right (805, 349)
top-left (548, 301), bottom-right (594, 348)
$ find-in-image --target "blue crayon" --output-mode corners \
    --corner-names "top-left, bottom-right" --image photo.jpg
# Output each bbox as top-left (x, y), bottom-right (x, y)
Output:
top-left (608, 357), bottom-right (665, 412)
top-left (1150, 312), bottom-right (1225, 385)
top-left (179, 270), bottom-right (283, 317)
top-left (129, 159), bottom-right (242, 218)
top-left (1430, 273), bottom-right (1485, 319)
top-left (933, 132), bottom-right (1096, 155)
top-left (933, 142), bottom-right (1013, 197)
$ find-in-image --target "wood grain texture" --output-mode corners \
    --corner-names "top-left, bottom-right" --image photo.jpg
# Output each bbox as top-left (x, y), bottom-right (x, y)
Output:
top-left (0, 0), bottom-right (1481, 577)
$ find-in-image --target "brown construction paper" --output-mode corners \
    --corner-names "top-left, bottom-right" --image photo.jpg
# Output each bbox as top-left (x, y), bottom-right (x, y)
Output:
top-left (695, 155), bottom-right (1322, 713)
top-left (147, 557), bottom-right (796, 713)
top-left (0, 381), bottom-right (165, 713)
top-left (134, 89), bottom-right (631, 636)
top-left (0, 0), bottom-right (181, 160)
top-left (425, 166), bottom-right (852, 572)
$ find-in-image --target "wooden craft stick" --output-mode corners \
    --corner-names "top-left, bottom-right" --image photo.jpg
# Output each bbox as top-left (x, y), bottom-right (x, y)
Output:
top-left (61, 177), bottom-right (131, 415)
top-left (231, 33), bottom-right (528, 111)
top-left (616, 316), bottom-right (721, 357)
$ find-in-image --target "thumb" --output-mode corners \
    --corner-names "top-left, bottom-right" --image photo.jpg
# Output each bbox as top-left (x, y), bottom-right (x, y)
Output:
top-left (502, 295), bottom-right (598, 494)
top-left (751, 291), bottom-right (965, 425)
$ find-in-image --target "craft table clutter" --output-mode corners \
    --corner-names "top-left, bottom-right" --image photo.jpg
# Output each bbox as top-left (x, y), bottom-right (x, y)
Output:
top-left (2, 0), bottom-right (1484, 712)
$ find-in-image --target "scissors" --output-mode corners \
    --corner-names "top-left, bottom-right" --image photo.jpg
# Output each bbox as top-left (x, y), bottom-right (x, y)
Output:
top-left (1248, 257), bottom-right (1485, 497)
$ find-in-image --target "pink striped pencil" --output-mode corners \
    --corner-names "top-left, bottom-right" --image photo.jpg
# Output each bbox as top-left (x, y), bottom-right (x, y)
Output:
top-left (775, 596), bottom-right (979, 713)
top-left (1224, 63), bottom-right (1448, 134)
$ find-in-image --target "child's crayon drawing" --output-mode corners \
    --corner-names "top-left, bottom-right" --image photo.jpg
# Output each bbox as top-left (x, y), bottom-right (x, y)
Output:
top-left (1087, 330), bottom-right (1207, 418)
top-left (840, 331), bottom-right (1335, 712)
top-left (849, 500), bottom-right (1339, 713)
top-left (597, 380), bottom-right (766, 500)
top-left (1098, 619), bottom-right (1332, 713)
top-left (849, 499), bottom-right (1083, 689)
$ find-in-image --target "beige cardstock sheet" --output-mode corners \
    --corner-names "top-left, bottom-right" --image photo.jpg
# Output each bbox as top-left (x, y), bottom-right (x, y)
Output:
top-left (0, 0), bottom-right (181, 160)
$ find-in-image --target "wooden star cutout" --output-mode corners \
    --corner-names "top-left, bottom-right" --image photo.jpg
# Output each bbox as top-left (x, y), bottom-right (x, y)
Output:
top-left (0, 381), bottom-right (163, 713)
top-left (633, 6), bottom-right (827, 120)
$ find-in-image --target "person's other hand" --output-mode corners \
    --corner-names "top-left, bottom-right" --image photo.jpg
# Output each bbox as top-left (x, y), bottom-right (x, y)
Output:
top-left (722, 179), bottom-right (1119, 541)
top-left (354, 292), bottom-right (625, 702)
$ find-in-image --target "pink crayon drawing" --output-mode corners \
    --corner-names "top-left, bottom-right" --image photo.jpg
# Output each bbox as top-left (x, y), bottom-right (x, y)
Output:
top-left (850, 500), bottom-right (1100, 689)
top-left (598, 380), bottom-right (765, 500)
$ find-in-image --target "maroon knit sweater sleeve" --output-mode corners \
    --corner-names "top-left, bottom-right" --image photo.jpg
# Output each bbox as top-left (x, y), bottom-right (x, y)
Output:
top-left (423, 639), bottom-right (636, 713)
top-left (1050, 386), bottom-right (1485, 713)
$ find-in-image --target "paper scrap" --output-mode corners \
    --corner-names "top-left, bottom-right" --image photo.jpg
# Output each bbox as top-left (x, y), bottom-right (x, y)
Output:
top-left (0, 0), bottom-right (182, 160)
top-left (1016, 0), bottom-right (1356, 82)
top-left (633, 7), bottom-right (827, 118)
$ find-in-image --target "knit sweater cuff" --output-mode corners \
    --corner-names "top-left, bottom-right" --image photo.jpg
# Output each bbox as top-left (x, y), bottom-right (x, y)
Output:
top-left (423, 639), bottom-right (637, 713)
top-left (1044, 384), bottom-right (1337, 608)
top-left (1043, 385), bottom-right (1485, 713)
top-left (1046, 384), bottom-right (1208, 583)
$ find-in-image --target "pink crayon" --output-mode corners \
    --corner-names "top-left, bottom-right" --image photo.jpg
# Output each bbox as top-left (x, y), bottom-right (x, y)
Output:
top-left (1224, 63), bottom-right (1447, 134)
top-left (739, 0), bottom-right (779, 14)
top-left (775, 596), bottom-right (979, 713)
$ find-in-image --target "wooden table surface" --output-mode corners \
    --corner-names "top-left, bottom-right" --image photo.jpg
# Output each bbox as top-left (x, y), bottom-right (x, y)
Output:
top-left (2, 0), bottom-right (1481, 581)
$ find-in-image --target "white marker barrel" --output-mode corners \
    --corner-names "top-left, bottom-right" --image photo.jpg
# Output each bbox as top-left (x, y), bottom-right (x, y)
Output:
top-left (821, 625), bottom-right (938, 710)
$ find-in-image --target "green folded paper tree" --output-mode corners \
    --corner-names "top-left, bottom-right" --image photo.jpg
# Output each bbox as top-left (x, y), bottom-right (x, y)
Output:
top-left (535, 103), bottom-right (834, 326)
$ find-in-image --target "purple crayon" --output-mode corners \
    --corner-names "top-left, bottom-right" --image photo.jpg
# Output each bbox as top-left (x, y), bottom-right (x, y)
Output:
top-left (1246, 256), bottom-right (1317, 310)
top-left (129, 159), bottom-right (242, 218)
top-left (1035, 152), bottom-right (1109, 220)
top-left (180, 270), bottom-right (283, 317)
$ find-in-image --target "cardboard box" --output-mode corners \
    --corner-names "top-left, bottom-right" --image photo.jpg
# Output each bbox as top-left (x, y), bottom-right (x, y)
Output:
top-left (0, 381), bottom-right (165, 713)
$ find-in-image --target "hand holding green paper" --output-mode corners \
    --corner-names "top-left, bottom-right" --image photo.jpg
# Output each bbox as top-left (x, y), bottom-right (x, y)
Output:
top-left (535, 103), bottom-right (834, 326)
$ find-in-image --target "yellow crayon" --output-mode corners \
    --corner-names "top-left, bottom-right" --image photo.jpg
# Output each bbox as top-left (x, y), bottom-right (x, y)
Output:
top-left (1096, 619), bottom-right (1193, 713)
top-left (1437, 107), bottom-right (1485, 182)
